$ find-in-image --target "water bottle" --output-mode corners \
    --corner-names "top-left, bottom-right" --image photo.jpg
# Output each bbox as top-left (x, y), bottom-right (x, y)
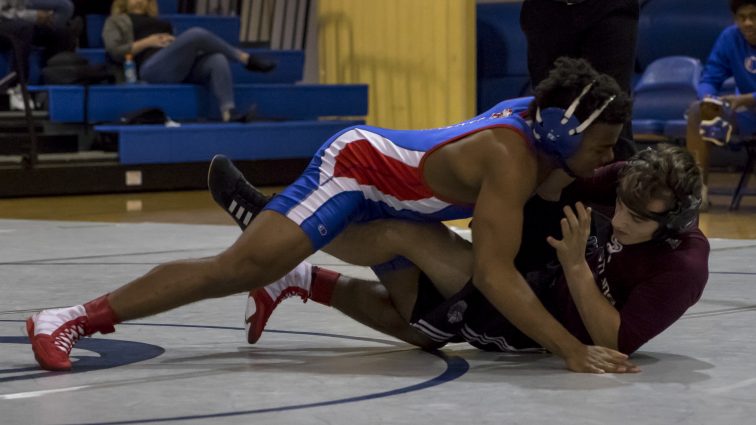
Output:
top-left (124, 53), bottom-right (138, 84)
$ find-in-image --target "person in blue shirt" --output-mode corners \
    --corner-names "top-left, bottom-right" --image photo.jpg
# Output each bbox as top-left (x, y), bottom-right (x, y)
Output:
top-left (686, 0), bottom-right (756, 207)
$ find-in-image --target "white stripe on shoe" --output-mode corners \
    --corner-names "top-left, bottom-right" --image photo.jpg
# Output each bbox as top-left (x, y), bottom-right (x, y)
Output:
top-left (235, 206), bottom-right (246, 220)
top-left (228, 199), bottom-right (238, 214)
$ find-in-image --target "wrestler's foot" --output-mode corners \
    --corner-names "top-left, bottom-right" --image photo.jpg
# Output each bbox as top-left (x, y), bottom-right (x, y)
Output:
top-left (27, 295), bottom-right (117, 371)
top-left (208, 154), bottom-right (271, 230)
top-left (246, 262), bottom-right (312, 344)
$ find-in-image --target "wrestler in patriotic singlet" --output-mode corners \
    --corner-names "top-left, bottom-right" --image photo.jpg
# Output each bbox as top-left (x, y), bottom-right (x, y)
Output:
top-left (263, 96), bottom-right (535, 250)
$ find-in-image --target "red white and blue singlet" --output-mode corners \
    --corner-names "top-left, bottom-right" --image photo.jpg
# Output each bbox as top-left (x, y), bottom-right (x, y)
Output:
top-left (263, 97), bottom-right (536, 249)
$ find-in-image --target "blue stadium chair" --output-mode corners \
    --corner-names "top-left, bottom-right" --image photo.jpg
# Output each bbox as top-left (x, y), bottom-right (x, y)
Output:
top-left (631, 56), bottom-right (701, 141)
top-left (636, 0), bottom-right (731, 73)
top-left (1, 48), bottom-right (44, 84)
top-left (476, 2), bottom-right (530, 113)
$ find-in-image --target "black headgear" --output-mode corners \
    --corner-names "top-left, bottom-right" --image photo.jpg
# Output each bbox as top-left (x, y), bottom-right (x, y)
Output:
top-left (621, 149), bottom-right (702, 240)
top-left (640, 195), bottom-right (701, 240)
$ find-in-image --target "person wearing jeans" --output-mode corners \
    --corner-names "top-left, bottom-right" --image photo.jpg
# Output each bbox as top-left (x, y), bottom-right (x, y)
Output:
top-left (103, 0), bottom-right (275, 121)
top-left (1, 0), bottom-right (73, 30)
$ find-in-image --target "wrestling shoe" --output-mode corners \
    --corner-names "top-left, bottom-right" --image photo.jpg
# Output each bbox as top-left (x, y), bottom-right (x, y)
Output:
top-left (699, 96), bottom-right (733, 146)
top-left (208, 154), bottom-right (271, 231)
top-left (700, 116), bottom-right (733, 146)
top-left (246, 262), bottom-right (312, 344)
top-left (26, 295), bottom-right (117, 371)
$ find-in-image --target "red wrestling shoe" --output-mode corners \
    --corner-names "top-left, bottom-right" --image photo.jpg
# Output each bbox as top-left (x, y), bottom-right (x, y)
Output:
top-left (27, 295), bottom-right (118, 371)
top-left (245, 262), bottom-right (312, 344)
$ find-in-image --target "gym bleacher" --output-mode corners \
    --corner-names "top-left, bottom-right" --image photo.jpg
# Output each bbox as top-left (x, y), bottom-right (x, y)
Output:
top-left (0, 0), bottom-right (367, 196)
top-left (475, 0), bottom-right (753, 210)
top-left (1, 0), bottom-right (753, 205)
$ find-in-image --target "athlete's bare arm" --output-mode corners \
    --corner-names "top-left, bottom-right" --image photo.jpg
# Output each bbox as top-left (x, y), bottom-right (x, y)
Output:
top-left (547, 203), bottom-right (622, 350)
top-left (424, 128), bottom-right (635, 373)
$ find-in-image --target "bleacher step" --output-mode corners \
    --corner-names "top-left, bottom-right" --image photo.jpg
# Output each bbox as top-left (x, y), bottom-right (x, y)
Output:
top-left (0, 134), bottom-right (78, 155)
top-left (95, 119), bottom-right (364, 165)
top-left (33, 83), bottom-right (367, 123)
top-left (76, 48), bottom-right (304, 85)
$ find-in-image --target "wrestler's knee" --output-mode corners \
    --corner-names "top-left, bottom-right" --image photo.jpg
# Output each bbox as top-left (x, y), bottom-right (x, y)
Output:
top-left (212, 249), bottom-right (274, 291)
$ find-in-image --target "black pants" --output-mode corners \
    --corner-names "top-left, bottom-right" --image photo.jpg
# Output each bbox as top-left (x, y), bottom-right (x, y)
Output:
top-left (72, 0), bottom-right (113, 47)
top-left (0, 18), bottom-right (75, 78)
top-left (520, 0), bottom-right (640, 160)
top-left (0, 18), bottom-right (34, 78)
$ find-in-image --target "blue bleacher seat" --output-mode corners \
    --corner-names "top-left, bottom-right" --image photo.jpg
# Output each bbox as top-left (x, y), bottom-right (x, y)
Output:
top-left (77, 48), bottom-right (304, 84)
top-left (636, 0), bottom-right (731, 73)
top-left (631, 56), bottom-right (702, 140)
top-left (95, 120), bottom-right (365, 165)
top-left (199, 84), bottom-right (369, 121)
top-left (0, 49), bottom-right (44, 84)
top-left (158, 0), bottom-right (178, 14)
top-left (476, 1), bottom-right (530, 113)
top-left (32, 82), bottom-right (368, 123)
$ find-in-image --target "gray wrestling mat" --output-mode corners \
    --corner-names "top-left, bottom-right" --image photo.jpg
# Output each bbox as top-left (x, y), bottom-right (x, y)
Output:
top-left (1, 220), bottom-right (754, 425)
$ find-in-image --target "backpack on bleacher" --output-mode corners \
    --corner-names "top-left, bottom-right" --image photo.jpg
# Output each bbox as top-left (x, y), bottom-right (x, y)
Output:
top-left (42, 52), bottom-right (116, 85)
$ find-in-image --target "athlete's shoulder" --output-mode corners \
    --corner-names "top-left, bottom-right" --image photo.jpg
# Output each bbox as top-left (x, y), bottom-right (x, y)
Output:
top-left (478, 97), bottom-right (533, 120)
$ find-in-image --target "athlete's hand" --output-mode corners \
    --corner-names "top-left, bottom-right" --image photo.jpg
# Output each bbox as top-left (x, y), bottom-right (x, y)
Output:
top-left (547, 202), bottom-right (591, 268)
top-left (564, 344), bottom-right (640, 374)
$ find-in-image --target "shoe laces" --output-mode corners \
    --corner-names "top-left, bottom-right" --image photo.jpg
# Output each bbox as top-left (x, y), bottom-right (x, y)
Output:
top-left (273, 287), bottom-right (309, 306)
top-left (53, 319), bottom-right (87, 354)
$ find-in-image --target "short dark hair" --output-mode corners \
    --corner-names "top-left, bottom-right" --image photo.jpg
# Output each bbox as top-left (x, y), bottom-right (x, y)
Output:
top-left (528, 57), bottom-right (632, 125)
top-left (731, 0), bottom-right (756, 14)
top-left (618, 145), bottom-right (702, 235)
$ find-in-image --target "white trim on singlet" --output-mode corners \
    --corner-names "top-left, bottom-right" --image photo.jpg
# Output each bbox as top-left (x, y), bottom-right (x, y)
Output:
top-left (285, 128), bottom-right (454, 225)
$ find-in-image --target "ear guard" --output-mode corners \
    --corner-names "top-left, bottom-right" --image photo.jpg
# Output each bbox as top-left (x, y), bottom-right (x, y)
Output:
top-left (647, 195), bottom-right (702, 240)
top-left (532, 82), bottom-right (616, 161)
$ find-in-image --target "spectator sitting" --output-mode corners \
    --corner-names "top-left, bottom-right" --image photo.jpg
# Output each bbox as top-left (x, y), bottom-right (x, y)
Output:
top-left (685, 0), bottom-right (756, 208)
top-left (0, 0), bottom-right (76, 64)
top-left (1, 0), bottom-right (74, 30)
top-left (103, 0), bottom-right (276, 122)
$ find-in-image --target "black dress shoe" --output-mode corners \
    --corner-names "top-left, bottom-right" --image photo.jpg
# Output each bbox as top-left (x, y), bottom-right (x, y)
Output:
top-left (245, 55), bottom-right (277, 73)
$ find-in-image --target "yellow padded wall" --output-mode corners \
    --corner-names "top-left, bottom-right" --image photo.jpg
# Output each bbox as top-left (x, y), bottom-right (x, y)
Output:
top-left (318, 0), bottom-right (476, 128)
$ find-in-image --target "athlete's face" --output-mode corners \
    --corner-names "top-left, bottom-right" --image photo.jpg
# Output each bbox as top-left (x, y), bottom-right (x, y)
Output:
top-left (735, 5), bottom-right (756, 46)
top-left (611, 198), bottom-right (666, 245)
top-left (564, 122), bottom-right (621, 177)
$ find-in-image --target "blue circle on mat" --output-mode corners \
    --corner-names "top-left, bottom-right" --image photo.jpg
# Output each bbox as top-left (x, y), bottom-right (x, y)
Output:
top-left (1, 320), bottom-right (469, 424)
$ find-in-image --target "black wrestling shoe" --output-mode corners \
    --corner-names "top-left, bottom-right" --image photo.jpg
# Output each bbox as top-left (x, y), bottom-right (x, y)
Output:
top-left (208, 154), bottom-right (271, 230)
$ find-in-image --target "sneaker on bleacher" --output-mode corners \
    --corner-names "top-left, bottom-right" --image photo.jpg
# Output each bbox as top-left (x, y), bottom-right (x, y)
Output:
top-left (7, 86), bottom-right (35, 111)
